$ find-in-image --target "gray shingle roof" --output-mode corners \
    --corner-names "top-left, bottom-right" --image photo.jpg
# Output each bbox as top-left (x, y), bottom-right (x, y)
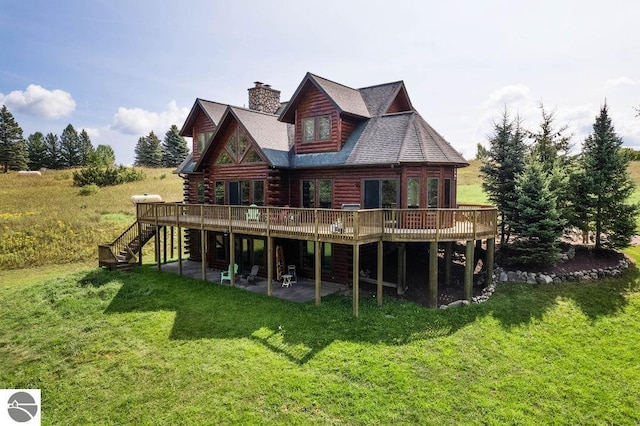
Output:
top-left (358, 81), bottom-right (405, 116)
top-left (179, 99), bottom-right (227, 137)
top-left (184, 73), bottom-right (467, 172)
top-left (309, 74), bottom-right (371, 118)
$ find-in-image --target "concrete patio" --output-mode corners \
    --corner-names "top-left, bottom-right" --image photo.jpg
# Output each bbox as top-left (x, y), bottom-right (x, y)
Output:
top-left (159, 260), bottom-right (349, 303)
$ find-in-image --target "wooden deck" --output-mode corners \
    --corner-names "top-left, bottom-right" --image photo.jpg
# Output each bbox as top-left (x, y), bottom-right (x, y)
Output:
top-left (136, 203), bottom-right (497, 244)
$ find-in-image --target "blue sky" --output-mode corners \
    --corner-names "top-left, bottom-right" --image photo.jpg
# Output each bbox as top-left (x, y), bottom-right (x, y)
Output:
top-left (1, 0), bottom-right (639, 165)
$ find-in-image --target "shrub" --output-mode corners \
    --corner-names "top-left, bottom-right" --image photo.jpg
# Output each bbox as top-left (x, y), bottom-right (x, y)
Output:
top-left (72, 166), bottom-right (145, 187)
top-left (78, 184), bottom-right (100, 196)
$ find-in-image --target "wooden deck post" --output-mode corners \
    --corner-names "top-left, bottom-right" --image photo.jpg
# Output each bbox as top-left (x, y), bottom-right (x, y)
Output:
top-left (267, 236), bottom-right (273, 296)
top-left (178, 225), bottom-right (182, 276)
top-left (163, 226), bottom-right (167, 264)
top-left (156, 225), bottom-right (161, 271)
top-left (444, 242), bottom-right (452, 287)
top-left (397, 243), bottom-right (406, 294)
top-left (315, 240), bottom-right (321, 306)
top-left (229, 232), bottom-right (235, 286)
top-left (353, 243), bottom-right (360, 317)
top-left (486, 238), bottom-right (495, 285)
top-left (429, 241), bottom-right (438, 308)
top-left (377, 240), bottom-right (383, 306)
top-left (464, 240), bottom-right (475, 301)
top-left (201, 229), bottom-right (206, 281)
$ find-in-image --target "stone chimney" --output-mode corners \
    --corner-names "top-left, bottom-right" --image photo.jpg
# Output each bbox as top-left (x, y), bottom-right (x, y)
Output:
top-left (248, 81), bottom-right (281, 114)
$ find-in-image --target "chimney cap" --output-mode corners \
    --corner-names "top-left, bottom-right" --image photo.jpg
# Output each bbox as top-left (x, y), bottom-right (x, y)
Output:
top-left (253, 81), bottom-right (263, 88)
top-left (264, 84), bottom-right (271, 89)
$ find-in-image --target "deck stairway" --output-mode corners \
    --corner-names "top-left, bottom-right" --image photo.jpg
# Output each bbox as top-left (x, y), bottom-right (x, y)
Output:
top-left (98, 221), bottom-right (161, 270)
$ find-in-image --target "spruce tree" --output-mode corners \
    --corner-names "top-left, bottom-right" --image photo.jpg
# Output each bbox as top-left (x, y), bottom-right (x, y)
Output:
top-left (44, 132), bottom-right (61, 169)
top-left (0, 105), bottom-right (26, 172)
top-left (510, 160), bottom-right (562, 264)
top-left (528, 105), bottom-right (573, 227)
top-left (580, 103), bottom-right (639, 249)
top-left (480, 110), bottom-right (527, 244)
top-left (60, 124), bottom-right (81, 167)
top-left (27, 132), bottom-right (47, 170)
top-left (162, 124), bottom-right (190, 167)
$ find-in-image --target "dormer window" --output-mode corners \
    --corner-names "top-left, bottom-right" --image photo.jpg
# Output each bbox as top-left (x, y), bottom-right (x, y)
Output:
top-left (303, 115), bottom-right (331, 142)
top-left (197, 131), bottom-right (214, 154)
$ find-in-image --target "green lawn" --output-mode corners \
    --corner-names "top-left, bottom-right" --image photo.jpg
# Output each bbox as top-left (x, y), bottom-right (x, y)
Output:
top-left (1, 259), bottom-right (639, 424)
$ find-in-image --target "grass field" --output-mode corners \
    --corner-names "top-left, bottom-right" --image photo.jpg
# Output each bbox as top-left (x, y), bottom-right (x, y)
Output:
top-left (0, 168), bottom-right (182, 270)
top-left (1, 163), bottom-right (640, 424)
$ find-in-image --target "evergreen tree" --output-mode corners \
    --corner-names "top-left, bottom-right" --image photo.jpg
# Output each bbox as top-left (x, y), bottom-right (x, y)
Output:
top-left (162, 124), bottom-right (190, 167)
top-left (528, 105), bottom-right (573, 227)
top-left (580, 103), bottom-right (639, 249)
top-left (510, 160), bottom-right (562, 264)
top-left (134, 131), bottom-right (163, 167)
top-left (59, 124), bottom-right (81, 167)
top-left (44, 132), bottom-right (61, 169)
top-left (26, 132), bottom-right (47, 170)
top-left (78, 129), bottom-right (94, 166)
top-left (134, 134), bottom-right (150, 166)
top-left (480, 110), bottom-right (527, 244)
top-left (0, 105), bottom-right (26, 172)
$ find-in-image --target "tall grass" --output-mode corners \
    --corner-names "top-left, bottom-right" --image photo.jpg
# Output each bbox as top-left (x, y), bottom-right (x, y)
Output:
top-left (0, 168), bottom-right (182, 269)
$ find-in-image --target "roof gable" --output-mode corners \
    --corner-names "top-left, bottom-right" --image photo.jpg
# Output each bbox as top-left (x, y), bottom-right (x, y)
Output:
top-left (194, 106), bottom-right (290, 171)
top-left (279, 73), bottom-right (370, 123)
top-left (180, 99), bottom-right (227, 137)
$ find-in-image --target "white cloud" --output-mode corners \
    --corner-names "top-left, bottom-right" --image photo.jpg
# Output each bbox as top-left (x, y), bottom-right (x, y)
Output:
top-left (110, 100), bottom-right (189, 135)
top-left (604, 77), bottom-right (636, 90)
top-left (482, 84), bottom-right (530, 109)
top-left (83, 127), bottom-right (101, 139)
top-left (0, 84), bottom-right (75, 118)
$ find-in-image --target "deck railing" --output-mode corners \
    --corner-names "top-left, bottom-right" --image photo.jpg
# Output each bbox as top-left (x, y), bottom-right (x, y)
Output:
top-left (136, 203), bottom-right (497, 243)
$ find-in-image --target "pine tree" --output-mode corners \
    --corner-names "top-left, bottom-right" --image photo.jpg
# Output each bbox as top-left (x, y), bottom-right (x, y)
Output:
top-left (510, 160), bottom-right (562, 264)
top-left (162, 124), bottom-right (190, 167)
top-left (78, 129), bottom-right (94, 166)
top-left (480, 110), bottom-right (527, 244)
top-left (26, 132), bottom-right (47, 170)
top-left (580, 104), bottom-right (639, 249)
top-left (59, 124), bottom-right (81, 168)
top-left (0, 105), bottom-right (26, 172)
top-left (134, 131), bottom-right (163, 167)
top-left (44, 132), bottom-right (61, 169)
top-left (134, 135), bottom-right (150, 166)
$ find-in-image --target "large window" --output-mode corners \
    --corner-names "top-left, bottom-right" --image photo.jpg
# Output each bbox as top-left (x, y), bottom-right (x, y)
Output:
top-left (444, 178), bottom-right (452, 208)
top-left (407, 177), bottom-right (420, 208)
top-left (228, 180), bottom-right (265, 205)
top-left (302, 115), bottom-right (331, 142)
top-left (197, 131), bottom-right (214, 154)
top-left (214, 181), bottom-right (225, 205)
top-left (233, 236), bottom-right (265, 271)
top-left (302, 179), bottom-right (332, 208)
top-left (427, 178), bottom-right (439, 208)
top-left (364, 179), bottom-right (398, 209)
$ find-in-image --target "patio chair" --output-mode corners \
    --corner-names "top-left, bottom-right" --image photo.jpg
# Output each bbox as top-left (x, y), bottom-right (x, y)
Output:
top-left (245, 265), bottom-right (260, 285)
top-left (246, 204), bottom-right (260, 222)
top-left (220, 263), bottom-right (238, 284)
